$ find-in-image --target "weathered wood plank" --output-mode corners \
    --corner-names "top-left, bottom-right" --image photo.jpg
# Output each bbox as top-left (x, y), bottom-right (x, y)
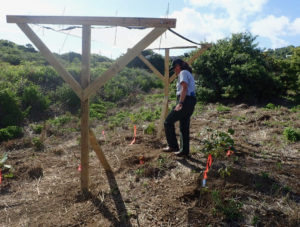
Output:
top-left (89, 129), bottom-right (112, 171)
top-left (16, 23), bottom-right (83, 99)
top-left (157, 48), bottom-right (170, 138)
top-left (83, 27), bottom-right (167, 100)
top-left (169, 44), bottom-right (211, 83)
top-left (138, 55), bottom-right (164, 81)
top-left (8, 15), bottom-right (176, 28)
top-left (80, 25), bottom-right (91, 192)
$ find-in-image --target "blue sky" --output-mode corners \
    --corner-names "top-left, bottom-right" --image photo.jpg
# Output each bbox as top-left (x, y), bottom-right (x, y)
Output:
top-left (1, 0), bottom-right (299, 58)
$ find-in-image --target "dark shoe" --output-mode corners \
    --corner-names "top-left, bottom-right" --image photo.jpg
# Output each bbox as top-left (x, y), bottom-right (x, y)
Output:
top-left (162, 146), bottom-right (179, 152)
top-left (175, 151), bottom-right (189, 157)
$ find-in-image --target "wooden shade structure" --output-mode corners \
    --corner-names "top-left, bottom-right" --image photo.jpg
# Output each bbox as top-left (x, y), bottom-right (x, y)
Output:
top-left (7, 15), bottom-right (176, 192)
top-left (138, 44), bottom-right (211, 138)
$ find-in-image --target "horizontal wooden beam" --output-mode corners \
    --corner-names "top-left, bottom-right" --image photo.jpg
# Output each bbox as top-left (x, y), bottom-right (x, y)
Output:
top-left (7, 15), bottom-right (176, 28)
top-left (150, 46), bottom-right (198, 50)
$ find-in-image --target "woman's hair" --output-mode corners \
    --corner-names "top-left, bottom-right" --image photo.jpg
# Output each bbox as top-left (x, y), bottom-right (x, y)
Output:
top-left (180, 61), bottom-right (193, 73)
top-left (171, 58), bottom-right (193, 73)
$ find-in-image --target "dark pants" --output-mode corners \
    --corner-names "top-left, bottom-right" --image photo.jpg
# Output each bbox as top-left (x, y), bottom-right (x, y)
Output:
top-left (164, 96), bottom-right (196, 154)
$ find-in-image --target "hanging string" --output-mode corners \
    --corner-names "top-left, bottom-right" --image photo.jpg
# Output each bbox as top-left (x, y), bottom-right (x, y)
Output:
top-left (168, 28), bottom-right (202, 45)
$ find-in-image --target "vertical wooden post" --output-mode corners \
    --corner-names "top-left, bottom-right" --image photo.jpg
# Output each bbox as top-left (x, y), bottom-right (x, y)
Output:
top-left (80, 25), bottom-right (91, 192)
top-left (157, 48), bottom-right (170, 138)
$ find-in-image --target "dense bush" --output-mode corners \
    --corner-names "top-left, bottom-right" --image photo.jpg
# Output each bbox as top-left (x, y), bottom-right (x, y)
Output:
top-left (0, 126), bottom-right (23, 142)
top-left (193, 33), bottom-right (283, 102)
top-left (0, 89), bottom-right (24, 128)
top-left (22, 85), bottom-right (50, 114)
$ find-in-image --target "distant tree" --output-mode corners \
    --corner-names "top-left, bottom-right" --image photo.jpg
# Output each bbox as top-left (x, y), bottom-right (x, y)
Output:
top-left (193, 32), bottom-right (282, 102)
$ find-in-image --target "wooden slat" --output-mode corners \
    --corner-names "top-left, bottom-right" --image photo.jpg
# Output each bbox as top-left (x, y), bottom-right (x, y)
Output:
top-left (151, 46), bottom-right (197, 50)
top-left (157, 49), bottom-right (170, 138)
top-left (138, 55), bottom-right (164, 81)
top-left (16, 23), bottom-right (83, 99)
top-left (89, 129), bottom-right (112, 171)
top-left (169, 44), bottom-right (211, 83)
top-left (7, 15), bottom-right (176, 28)
top-left (80, 25), bottom-right (91, 191)
top-left (83, 27), bottom-right (167, 100)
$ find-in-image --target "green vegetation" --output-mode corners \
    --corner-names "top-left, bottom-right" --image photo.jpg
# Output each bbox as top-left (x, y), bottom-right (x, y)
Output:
top-left (283, 127), bottom-right (300, 142)
top-left (0, 126), bottom-right (23, 142)
top-left (193, 33), bottom-right (299, 103)
top-left (211, 190), bottom-right (243, 221)
top-left (202, 128), bottom-right (235, 158)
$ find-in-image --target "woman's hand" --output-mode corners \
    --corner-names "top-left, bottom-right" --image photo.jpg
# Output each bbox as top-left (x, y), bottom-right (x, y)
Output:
top-left (175, 103), bottom-right (183, 111)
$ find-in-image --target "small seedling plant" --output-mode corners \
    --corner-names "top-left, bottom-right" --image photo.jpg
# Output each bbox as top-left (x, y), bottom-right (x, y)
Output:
top-left (0, 153), bottom-right (14, 178)
top-left (202, 128), bottom-right (235, 158)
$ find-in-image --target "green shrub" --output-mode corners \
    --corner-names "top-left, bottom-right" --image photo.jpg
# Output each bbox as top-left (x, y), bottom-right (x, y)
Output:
top-left (196, 86), bottom-right (216, 102)
top-left (30, 124), bottom-right (43, 134)
top-left (90, 100), bottom-right (115, 120)
top-left (22, 85), bottom-right (50, 114)
top-left (0, 89), bottom-right (24, 127)
top-left (143, 122), bottom-right (156, 135)
top-left (216, 104), bottom-right (231, 113)
top-left (54, 84), bottom-right (81, 111)
top-left (48, 114), bottom-right (73, 127)
top-left (202, 128), bottom-right (235, 158)
top-left (0, 126), bottom-right (23, 142)
top-left (283, 127), bottom-right (300, 142)
top-left (32, 137), bottom-right (44, 151)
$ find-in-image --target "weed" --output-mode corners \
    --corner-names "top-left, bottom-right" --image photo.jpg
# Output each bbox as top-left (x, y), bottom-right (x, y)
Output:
top-left (0, 153), bottom-right (14, 178)
top-left (143, 122), bottom-right (156, 135)
top-left (30, 124), bottom-right (43, 134)
top-left (216, 104), bottom-right (231, 113)
top-left (252, 215), bottom-right (260, 226)
top-left (0, 126), bottom-right (23, 142)
top-left (283, 127), bottom-right (300, 142)
top-left (32, 137), bottom-right (44, 151)
top-left (211, 190), bottom-right (243, 221)
top-left (135, 168), bottom-right (145, 176)
top-left (48, 113), bottom-right (73, 127)
top-left (265, 103), bottom-right (280, 110)
top-left (218, 167), bottom-right (232, 178)
top-left (290, 105), bottom-right (300, 113)
top-left (202, 128), bottom-right (235, 158)
top-left (261, 171), bottom-right (269, 179)
top-left (276, 162), bottom-right (282, 171)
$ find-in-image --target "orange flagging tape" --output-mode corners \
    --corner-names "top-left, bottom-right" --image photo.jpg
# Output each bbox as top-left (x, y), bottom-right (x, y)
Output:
top-left (77, 164), bottom-right (82, 172)
top-left (0, 168), bottom-right (2, 184)
top-left (202, 154), bottom-right (212, 187)
top-left (227, 149), bottom-right (234, 156)
top-left (130, 125), bottom-right (137, 145)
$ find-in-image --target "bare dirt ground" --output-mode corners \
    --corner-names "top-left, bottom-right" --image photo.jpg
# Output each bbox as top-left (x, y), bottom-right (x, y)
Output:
top-left (1, 102), bottom-right (299, 227)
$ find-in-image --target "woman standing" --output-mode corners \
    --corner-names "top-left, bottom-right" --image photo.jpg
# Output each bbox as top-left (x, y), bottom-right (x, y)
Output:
top-left (163, 59), bottom-right (196, 157)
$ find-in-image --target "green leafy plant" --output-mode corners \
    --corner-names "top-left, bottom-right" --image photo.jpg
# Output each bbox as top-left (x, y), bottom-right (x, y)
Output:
top-left (0, 89), bottom-right (24, 128)
top-left (0, 126), bottom-right (23, 142)
top-left (30, 124), bottom-right (43, 134)
top-left (143, 122), bottom-right (156, 135)
top-left (32, 137), bottom-right (44, 151)
top-left (202, 128), bottom-right (235, 158)
top-left (0, 153), bottom-right (14, 178)
top-left (283, 127), bottom-right (300, 142)
top-left (211, 190), bottom-right (243, 221)
top-left (216, 104), bottom-right (231, 113)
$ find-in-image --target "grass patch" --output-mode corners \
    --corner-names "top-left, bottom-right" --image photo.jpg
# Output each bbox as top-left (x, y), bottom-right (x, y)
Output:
top-left (283, 127), bottom-right (300, 142)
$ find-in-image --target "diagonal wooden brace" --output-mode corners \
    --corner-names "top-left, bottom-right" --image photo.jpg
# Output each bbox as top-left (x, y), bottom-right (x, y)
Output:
top-left (82, 27), bottom-right (167, 100)
top-left (138, 54), bottom-right (164, 81)
top-left (16, 23), bottom-right (83, 100)
top-left (89, 129), bottom-right (112, 172)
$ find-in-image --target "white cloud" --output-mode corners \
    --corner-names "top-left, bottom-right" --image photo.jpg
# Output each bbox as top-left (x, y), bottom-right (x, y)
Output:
top-left (250, 15), bottom-right (297, 48)
top-left (189, 0), bottom-right (268, 19)
top-left (289, 18), bottom-right (300, 35)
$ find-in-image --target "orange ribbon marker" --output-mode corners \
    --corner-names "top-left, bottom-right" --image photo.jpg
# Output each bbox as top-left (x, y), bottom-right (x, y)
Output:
top-left (130, 125), bottom-right (137, 145)
top-left (139, 156), bottom-right (145, 165)
top-left (0, 168), bottom-right (2, 184)
top-left (226, 150), bottom-right (234, 156)
top-left (202, 154), bottom-right (213, 187)
top-left (77, 164), bottom-right (82, 172)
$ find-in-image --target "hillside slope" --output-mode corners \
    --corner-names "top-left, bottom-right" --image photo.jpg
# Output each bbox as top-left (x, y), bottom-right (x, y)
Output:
top-left (1, 100), bottom-right (299, 226)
